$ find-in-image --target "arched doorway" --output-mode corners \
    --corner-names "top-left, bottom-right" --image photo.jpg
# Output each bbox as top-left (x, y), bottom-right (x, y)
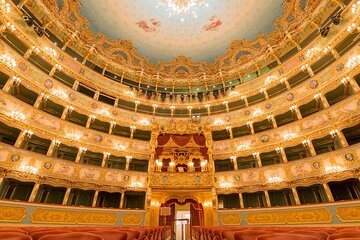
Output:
top-left (159, 198), bottom-right (204, 239)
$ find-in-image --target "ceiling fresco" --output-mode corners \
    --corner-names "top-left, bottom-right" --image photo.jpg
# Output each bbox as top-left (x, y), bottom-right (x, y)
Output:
top-left (79, 0), bottom-right (284, 63)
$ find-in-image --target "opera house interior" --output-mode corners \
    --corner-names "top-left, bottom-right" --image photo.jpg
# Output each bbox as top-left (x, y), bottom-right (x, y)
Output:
top-left (0, 0), bottom-right (360, 239)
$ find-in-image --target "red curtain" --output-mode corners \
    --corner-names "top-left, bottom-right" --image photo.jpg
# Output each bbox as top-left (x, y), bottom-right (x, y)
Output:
top-left (190, 203), bottom-right (204, 226)
top-left (171, 135), bottom-right (192, 146)
top-left (193, 134), bottom-right (206, 146)
top-left (158, 134), bottom-right (171, 145)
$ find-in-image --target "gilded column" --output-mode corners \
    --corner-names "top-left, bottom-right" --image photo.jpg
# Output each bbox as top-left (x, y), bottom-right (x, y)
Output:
top-left (291, 187), bottom-right (301, 205)
top-left (125, 156), bottom-right (132, 171)
top-left (75, 147), bottom-right (86, 163)
top-left (322, 182), bottom-right (334, 202)
top-left (14, 130), bottom-right (32, 148)
top-left (290, 105), bottom-right (302, 120)
top-left (267, 115), bottom-right (277, 128)
top-left (120, 190), bottom-right (125, 208)
top-left (314, 93), bottom-right (329, 108)
top-left (28, 182), bottom-right (41, 202)
top-left (230, 156), bottom-right (238, 171)
top-left (33, 93), bottom-right (48, 108)
top-left (72, 81), bottom-right (79, 90)
top-left (149, 124), bottom-right (160, 172)
top-left (253, 152), bottom-right (262, 167)
top-left (239, 192), bottom-right (244, 208)
top-left (101, 152), bottom-right (110, 168)
top-left (302, 139), bottom-right (317, 156)
top-left (276, 147), bottom-right (287, 163)
top-left (241, 96), bottom-right (249, 107)
top-left (92, 190), bottom-right (99, 207)
top-left (264, 190), bottom-right (271, 207)
top-left (247, 121), bottom-right (255, 135)
top-left (62, 187), bottom-right (72, 205)
top-left (46, 140), bottom-right (60, 157)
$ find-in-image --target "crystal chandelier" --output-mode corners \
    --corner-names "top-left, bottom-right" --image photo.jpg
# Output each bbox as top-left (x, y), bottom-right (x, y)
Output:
top-left (157, 0), bottom-right (208, 22)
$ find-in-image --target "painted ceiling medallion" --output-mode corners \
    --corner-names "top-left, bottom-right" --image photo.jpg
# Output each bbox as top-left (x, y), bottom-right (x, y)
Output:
top-left (157, 0), bottom-right (209, 22)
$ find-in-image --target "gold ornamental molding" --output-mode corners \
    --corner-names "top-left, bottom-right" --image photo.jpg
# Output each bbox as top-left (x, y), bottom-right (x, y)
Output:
top-left (220, 213), bottom-right (242, 225)
top-left (121, 213), bottom-right (143, 226)
top-left (336, 206), bottom-right (360, 223)
top-left (0, 205), bottom-right (27, 223)
top-left (31, 208), bottom-right (117, 225)
top-left (246, 208), bottom-right (332, 225)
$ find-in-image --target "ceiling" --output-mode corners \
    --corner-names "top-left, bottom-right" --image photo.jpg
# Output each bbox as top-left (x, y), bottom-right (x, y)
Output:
top-left (79, 0), bottom-right (285, 64)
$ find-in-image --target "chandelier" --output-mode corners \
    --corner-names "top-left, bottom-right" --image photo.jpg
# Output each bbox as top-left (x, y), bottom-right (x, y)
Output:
top-left (157, 0), bottom-right (208, 22)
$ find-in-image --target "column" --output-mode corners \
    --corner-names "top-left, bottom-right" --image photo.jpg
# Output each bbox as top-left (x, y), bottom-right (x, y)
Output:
top-left (109, 121), bottom-right (116, 134)
top-left (253, 152), bottom-right (262, 167)
top-left (0, 170), bottom-right (6, 186)
top-left (348, 77), bottom-right (359, 92)
top-left (205, 104), bottom-right (211, 116)
top-left (322, 182), bottom-right (334, 202)
top-left (46, 140), bottom-right (60, 156)
top-left (286, 31), bottom-right (301, 51)
top-left (226, 126), bottom-right (233, 139)
top-left (187, 106), bottom-right (192, 118)
top-left (301, 64), bottom-right (314, 77)
top-left (276, 147), bottom-right (288, 163)
top-left (2, 76), bottom-right (18, 92)
top-left (241, 96), bottom-right (249, 107)
top-left (239, 192), bottom-right (244, 208)
top-left (302, 139), bottom-right (317, 156)
top-left (101, 152), bottom-right (110, 167)
top-left (331, 130), bottom-right (349, 148)
top-left (28, 182), bottom-right (41, 202)
top-left (86, 115), bottom-right (96, 128)
top-left (290, 105), bottom-right (302, 120)
top-left (247, 121), bottom-right (254, 135)
top-left (92, 190), bottom-right (99, 207)
top-left (260, 88), bottom-right (269, 100)
top-left (14, 130), bottom-right (32, 148)
top-left (264, 190), bottom-right (271, 207)
top-left (291, 187), bottom-right (301, 205)
top-left (130, 126), bottom-right (136, 139)
top-left (230, 156), bottom-right (238, 171)
top-left (223, 101), bottom-right (229, 112)
top-left (125, 156), bottom-right (132, 170)
top-left (72, 80), bottom-right (79, 90)
top-left (111, 97), bottom-right (119, 108)
top-left (93, 91), bottom-right (100, 100)
top-left (280, 77), bottom-right (291, 90)
top-left (61, 105), bottom-right (72, 119)
top-left (17, 0), bottom-right (30, 8)
top-left (120, 191), bottom-right (125, 208)
top-left (314, 93), bottom-right (329, 108)
top-left (267, 115), bottom-right (277, 128)
top-left (33, 93), bottom-right (48, 108)
top-left (62, 187), bottom-right (71, 205)
top-left (268, 45), bottom-right (281, 65)
top-left (75, 147), bottom-right (86, 163)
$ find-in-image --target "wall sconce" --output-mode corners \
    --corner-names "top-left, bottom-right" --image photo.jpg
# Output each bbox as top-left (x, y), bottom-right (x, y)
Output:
top-left (214, 119), bottom-right (224, 126)
top-left (264, 75), bottom-right (277, 85)
top-left (237, 144), bottom-right (249, 151)
top-left (103, 152), bottom-right (111, 159)
top-left (325, 165), bottom-right (344, 173)
top-left (300, 64), bottom-right (308, 72)
top-left (203, 201), bottom-right (212, 207)
top-left (98, 109), bottom-right (110, 116)
top-left (79, 147), bottom-right (87, 153)
top-left (268, 176), bottom-right (283, 184)
top-left (24, 130), bottom-right (33, 140)
top-left (52, 89), bottom-right (68, 100)
top-left (139, 119), bottom-right (150, 126)
top-left (52, 139), bottom-right (61, 147)
top-left (19, 165), bottom-right (38, 174)
top-left (346, 55), bottom-right (360, 69)
top-left (302, 139), bottom-right (311, 146)
top-left (284, 133), bottom-right (296, 140)
top-left (66, 133), bottom-right (80, 141)
top-left (329, 129), bottom-right (339, 139)
top-left (44, 47), bottom-right (57, 57)
top-left (0, 54), bottom-right (16, 68)
top-left (131, 181), bottom-right (143, 188)
top-left (230, 156), bottom-right (237, 163)
top-left (8, 110), bottom-right (25, 121)
top-left (115, 144), bottom-right (126, 151)
top-left (54, 63), bottom-right (62, 71)
top-left (219, 182), bottom-right (232, 189)
top-left (89, 114), bottom-right (97, 122)
top-left (151, 201), bottom-right (161, 207)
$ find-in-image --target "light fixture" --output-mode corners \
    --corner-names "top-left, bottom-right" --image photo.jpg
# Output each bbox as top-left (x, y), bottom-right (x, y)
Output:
top-left (1, 0), bottom-right (11, 14)
top-left (24, 130), bottom-right (33, 140)
top-left (219, 182), bottom-right (232, 189)
top-left (268, 176), bottom-right (283, 184)
top-left (253, 110), bottom-right (262, 117)
top-left (54, 63), bottom-right (62, 71)
top-left (300, 64), bottom-right (308, 72)
top-left (52, 139), bottom-right (61, 147)
top-left (319, 26), bottom-right (330, 38)
top-left (44, 47), bottom-right (57, 57)
top-left (98, 109), bottom-right (110, 116)
top-left (229, 91), bottom-right (239, 97)
top-left (203, 201), bottom-right (212, 207)
top-left (66, 133), bottom-right (80, 141)
top-left (52, 89), bottom-right (68, 100)
top-left (284, 133), bottom-right (296, 140)
top-left (302, 139), bottom-right (311, 146)
top-left (89, 114), bottom-right (96, 121)
top-left (237, 144), bottom-right (249, 151)
top-left (139, 119), bottom-right (150, 125)
top-left (79, 147), bottom-right (87, 153)
top-left (325, 165), bottom-right (344, 173)
top-left (352, 1), bottom-right (360, 14)
top-left (347, 23), bottom-right (359, 33)
top-left (0, 54), bottom-right (16, 68)
top-left (341, 76), bottom-right (350, 85)
top-left (213, 119), bottom-right (224, 126)
top-left (264, 75), bottom-right (277, 85)
top-left (11, 76), bottom-right (21, 86)
top-left (19, 165), bottom-right (38, 174)
top-left (115, 144), bottom-right (126, 151)
top-left (151, 201), bottom-right (161, 207)
top-left (157, 0), bottom-right (209, 21)
top-left (31, 46), bottom-right (40, 54)
top-left (8, 110), bottom-right (25, 121)
top-left (131, 181), bottom-right (143, 188)
top-left (329, 129), bottom-right (339, 138)
top-left (346, 55), bottom-right (360, 69)
top-left (305, 47), bottom-right (320, 59)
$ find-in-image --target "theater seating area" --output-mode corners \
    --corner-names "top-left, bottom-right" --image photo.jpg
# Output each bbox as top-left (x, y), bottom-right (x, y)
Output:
top-left (0, 226), bottom-right (171, 240)
top-left (192, 226), bottom-right (360, 240)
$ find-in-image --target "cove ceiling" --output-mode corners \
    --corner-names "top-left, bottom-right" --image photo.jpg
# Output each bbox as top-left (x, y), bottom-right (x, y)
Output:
top-left (79, 0), bottom-right (284, 64)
